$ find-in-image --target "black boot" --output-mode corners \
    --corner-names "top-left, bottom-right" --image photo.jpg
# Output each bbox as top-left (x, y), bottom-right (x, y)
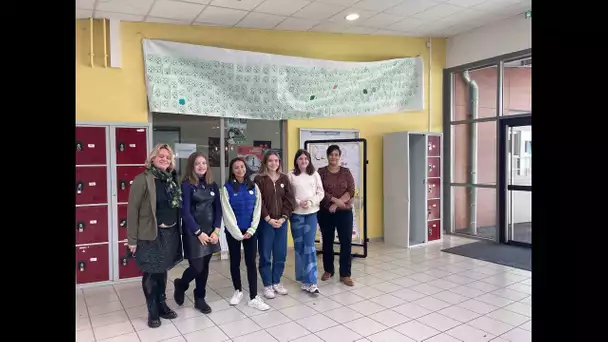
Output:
top-left (173, 278), bottom-right (188, 306)
top-left (157, 273), bottom-right (178, 319)
top-left (193, 289), bottom-right (212, 314)
top-left (142, 273), bottom-right (161, 328)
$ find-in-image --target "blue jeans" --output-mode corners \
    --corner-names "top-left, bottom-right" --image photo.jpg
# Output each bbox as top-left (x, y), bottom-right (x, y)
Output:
top-left (290, 213), bottom-right (319, 285)
top-left (258, 220), bottom-right (288, 287)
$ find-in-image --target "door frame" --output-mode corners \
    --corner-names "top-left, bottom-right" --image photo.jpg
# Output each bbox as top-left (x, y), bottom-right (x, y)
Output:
top-left (498, 115), bottom-right (532, 247)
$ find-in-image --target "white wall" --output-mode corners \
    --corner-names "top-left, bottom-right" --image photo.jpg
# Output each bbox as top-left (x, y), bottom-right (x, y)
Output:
top-left (446, 15), bottom-right (531, 68)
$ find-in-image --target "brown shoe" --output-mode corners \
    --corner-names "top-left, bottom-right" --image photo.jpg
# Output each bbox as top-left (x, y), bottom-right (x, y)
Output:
top-left (340, 277), bottom-right (354, 286)
top-left (321, 272), bottom-right (333, 281)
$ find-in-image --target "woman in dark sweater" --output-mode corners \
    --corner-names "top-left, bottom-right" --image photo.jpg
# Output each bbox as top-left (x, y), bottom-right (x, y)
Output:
top-left (317, 145), bottom-right (356, 287)
top-left (127, 144), bottom-right (183, 328)
top-left (173, 152), bottom-right (222, 314)
top-left (220, 157), bottom-right (269, 311)
top-left (254, 151), bottom-right (296, 299)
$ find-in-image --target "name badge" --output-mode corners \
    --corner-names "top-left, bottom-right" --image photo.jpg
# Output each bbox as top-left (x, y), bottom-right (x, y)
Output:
top-left (280, 183), bottom-right (284, 188)
top-left (210, 191), bottom-right (215, 196)
top-left (249, 190), bottom-right (254, 195)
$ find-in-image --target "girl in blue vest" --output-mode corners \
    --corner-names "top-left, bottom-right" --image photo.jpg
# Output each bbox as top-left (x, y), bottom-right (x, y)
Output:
top-left (220, 157), bottom-right (270, 311)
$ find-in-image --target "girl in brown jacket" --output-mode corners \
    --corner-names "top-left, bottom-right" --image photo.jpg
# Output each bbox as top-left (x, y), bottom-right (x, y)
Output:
top-left (254, 151), bottom-right (296, 299)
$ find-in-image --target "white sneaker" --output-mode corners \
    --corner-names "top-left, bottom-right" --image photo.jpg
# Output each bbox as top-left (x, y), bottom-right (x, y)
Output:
top-left (307, 284), bottom-right (320, 294)
top-left (229, 290), bottom-right (243, 305)
top-left (272, 283), bottom-right (288, 295)
top-left (248, 295), bottom-right (270, 311)
top-left (263, 286), bottom-right (276, 299)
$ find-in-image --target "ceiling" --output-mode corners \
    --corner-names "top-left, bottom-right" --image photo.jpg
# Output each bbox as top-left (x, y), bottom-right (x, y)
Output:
top-left (76, 0), bottom-right (531, 38)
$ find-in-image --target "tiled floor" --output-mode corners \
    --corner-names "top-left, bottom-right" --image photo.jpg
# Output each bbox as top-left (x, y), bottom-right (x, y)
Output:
top-left (77, 235), bottom-right (531, 342)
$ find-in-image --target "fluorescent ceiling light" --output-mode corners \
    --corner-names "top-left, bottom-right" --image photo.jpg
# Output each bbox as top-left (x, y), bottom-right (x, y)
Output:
top-left (345, 13), bottom-right (360, 21)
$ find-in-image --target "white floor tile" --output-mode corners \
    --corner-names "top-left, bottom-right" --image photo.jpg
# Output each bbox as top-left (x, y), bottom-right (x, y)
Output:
top-left (438, 306), bottom-right (481, 323)
top-left (266, 321), bottom-right (310, 342)
top-left (97, 332), bottom-right (140, 342)
top-left (298, 313), bottom-right (339, 333)
top-left (412, 296), bottom-right (451, 311)
top-left (173, 314), bottom-right (215, 334)
top-left (392, 303), bottom-right (432, 319)
top-left (183, 326), bottom-right (230, 342)
top-left (344, 316), bottom-right (388, 337)
top-left (137, 323), bottom-right (181, 342)
top-left (445, 324), bottom-right (495, 342)
top-left (499, 327), bottom-right (531, 342)
top-left (468, 316), bottom-right (515, 336)
top-left (367, 329), bottom-right (415, 342)
top-left (416, 312), bottom-right (461, 332)
top-left (232, 329), bottom-right (279, 342)
top-left (315, 324), bottom-right (362, 342)
top-left (218, 317), bottom-right (262, 339)
top-left (93, 321), bottom-right (135, 340)
top-left (323, 306), bottom-right (364, 324)
top-left (503, 302), bottom-right (531, 317)
top-left (394, 320), bottom-right (441, 341)
top-left (485, 309), bottom-right (530, 326)
top-left (250, 310), bottom-right (291, 329)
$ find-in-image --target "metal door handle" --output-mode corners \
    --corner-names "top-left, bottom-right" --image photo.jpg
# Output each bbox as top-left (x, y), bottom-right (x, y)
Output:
top-left (77, 222), bottom-right (86, 232)
top-left (78, 261), bottom-right (86, 272)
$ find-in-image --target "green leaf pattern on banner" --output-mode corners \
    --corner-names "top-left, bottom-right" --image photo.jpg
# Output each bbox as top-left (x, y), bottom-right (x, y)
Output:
top-left (145, 54), bottom-right (423, 120)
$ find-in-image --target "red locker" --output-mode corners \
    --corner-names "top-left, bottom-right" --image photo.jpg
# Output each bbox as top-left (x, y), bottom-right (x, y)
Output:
top-left (116, 166), bottom-right (145, 203)
top-left (427, 199), bottom-right (440, 220)
top-left (76, 244), bottom-right (110, 284)
top-left (76, 126), bottom-right (107, 166)
top-left (75, 206), bottom-right (109, 245)
top-left (76, 167), bottom-right (108, 205)
top-left (428, 221), bottom-right (441, 241)
top-left (116, 127), bottom-right (148, 165)
top-left (117, 204), bottom-right (128, 241)
top-left (427, 157), bottom-right (440, 178)
top-left (428, 136), bottom-right (441, 157)
top-left (118, 242), bottom-right (142, 279)
top-left (427, 178), bottom-right (441, 199)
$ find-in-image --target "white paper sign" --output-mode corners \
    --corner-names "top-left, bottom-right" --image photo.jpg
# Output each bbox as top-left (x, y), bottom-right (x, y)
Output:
top-left (174, 143), bottom-right (197, 159)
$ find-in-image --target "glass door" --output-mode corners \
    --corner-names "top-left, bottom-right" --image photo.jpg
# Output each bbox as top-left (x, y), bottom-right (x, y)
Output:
top-left (499, 116), bottom-right (531, 247)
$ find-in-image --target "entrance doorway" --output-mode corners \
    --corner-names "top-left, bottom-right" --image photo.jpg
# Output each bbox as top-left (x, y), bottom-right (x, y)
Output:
top-left (499, 116), bottom-right (531, 247)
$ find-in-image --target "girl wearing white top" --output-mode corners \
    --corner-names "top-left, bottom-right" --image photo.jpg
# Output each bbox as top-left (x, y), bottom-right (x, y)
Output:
top-left (288, 149), bottom-right (325, 294)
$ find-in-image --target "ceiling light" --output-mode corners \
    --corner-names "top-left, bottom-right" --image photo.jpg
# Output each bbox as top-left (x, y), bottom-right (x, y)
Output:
top-left (345, 13), bottom-right (360, 21)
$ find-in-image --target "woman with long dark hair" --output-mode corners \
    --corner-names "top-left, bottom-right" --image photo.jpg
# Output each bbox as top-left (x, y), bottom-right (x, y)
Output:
top-left (254, 151), bottom-right (295, 299)
top-left (127, 144), bottom-right (182, 328)
top-left (220, 157), bottom-right (269, 311)
top-left (173, 152), bottom-right (221, 314)
top-left (288, 149), bottom-right (324, 294)
top-left (318, 145), bottom-right (356, 286)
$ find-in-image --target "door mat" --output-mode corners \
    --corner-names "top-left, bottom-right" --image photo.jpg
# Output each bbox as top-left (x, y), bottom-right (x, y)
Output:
top-left (442, 240), bottom-right (531, 271)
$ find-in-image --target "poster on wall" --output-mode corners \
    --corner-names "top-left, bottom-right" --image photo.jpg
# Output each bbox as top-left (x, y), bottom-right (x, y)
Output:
top-left (253, 140), bottom-right (272, 151)
top-left (226, 119), bottom-right (247, 144)
top-left (237, 146), bottom-right (264, 173)
top-left (174, 143), bottom-right (197, 159)
top-left (308, 141), bottom-right (363, 244)
top-left (208, 137), bottom-right (228, 167)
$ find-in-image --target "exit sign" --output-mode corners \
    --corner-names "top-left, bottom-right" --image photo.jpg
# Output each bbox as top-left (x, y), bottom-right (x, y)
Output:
top-left (524, 10), bottom-right (531, 19)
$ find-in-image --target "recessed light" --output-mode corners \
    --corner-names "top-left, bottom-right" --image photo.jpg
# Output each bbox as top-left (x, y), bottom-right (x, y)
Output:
top-left (345, 13), bottom-right (360, 21)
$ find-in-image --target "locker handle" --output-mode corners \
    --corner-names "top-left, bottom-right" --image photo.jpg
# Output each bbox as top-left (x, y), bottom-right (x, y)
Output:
top-left (77, 221), bottom-right (86, 232)
top-left (118, 142), bottom-right (125, 152)
top-left (428, 210), bottom-right (431, 217)
top-left (76, 140), bottom-right (84, 152)
top-left (120, 219), bottom-right (127, 228)
top-left (121, 257), bottom-right (128, 266)
top-left (119, 180), bottom-right (127, 190)
top-left (78, 261), bottom-right (86, 272)
top-left (76, 181), bottom-right (84, 194)
top-left (428, 227), bottom-right (432, 235)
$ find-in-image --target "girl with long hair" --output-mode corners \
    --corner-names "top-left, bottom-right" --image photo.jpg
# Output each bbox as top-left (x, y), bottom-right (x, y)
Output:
top-left (127, 144), bottom-right (182, 328)
top-left (318, 145), bottom-right (356, 287)
top-left (254, 151), bottom-right (296, 299)
top-left (173, 152), bottom-right (222, 314)
top-left (220, 157), bottom-right (269, 311)
top-left (288, 149), bottom-right (324, 294)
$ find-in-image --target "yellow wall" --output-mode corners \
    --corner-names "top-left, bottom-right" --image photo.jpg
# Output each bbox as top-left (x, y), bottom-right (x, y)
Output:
top-left (76, 20), bottom-right (446, 241)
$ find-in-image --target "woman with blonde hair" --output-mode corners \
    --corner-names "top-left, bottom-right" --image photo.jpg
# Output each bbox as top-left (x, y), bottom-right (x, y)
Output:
top-left (288, 149), bottom-right (324, 294)
top-left (173, 152), bottom-right (221, 314)
top-left (127, 144), bottom-right (183, 328)
top-left (254, 151), bottom-right (295, 299)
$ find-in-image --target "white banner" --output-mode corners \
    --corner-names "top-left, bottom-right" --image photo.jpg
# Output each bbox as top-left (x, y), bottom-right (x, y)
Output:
top-left (143, 39), bottom-right (424, 120)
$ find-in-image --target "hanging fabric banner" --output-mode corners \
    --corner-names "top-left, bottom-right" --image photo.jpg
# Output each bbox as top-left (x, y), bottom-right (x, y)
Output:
top-left (142, 39), bottom-right (424, 120)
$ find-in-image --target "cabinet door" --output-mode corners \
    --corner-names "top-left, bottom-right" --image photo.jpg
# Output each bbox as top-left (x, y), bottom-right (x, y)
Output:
top-left (427, 157), bottom-right (440, 178)
top-left (116, 127), bottom-right (148, 165)
top-left (75, 206), bottom-right (109, 245)
top-left (76, 167), bottom-right (108, 205)
top-left (427, 199), bottom-right (440, 220)
top-left (427, 178), bottom-right (441, 199)
top-left (76, 126), bottom-right (107, 166)
top-left (428, 136), bottom-right (441, 157)
top-left (76, 244), bottom-right (110, 284)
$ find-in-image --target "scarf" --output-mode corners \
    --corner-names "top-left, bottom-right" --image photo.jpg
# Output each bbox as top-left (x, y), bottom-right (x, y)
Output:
top-left (147, 166), bottom-right (182, 209)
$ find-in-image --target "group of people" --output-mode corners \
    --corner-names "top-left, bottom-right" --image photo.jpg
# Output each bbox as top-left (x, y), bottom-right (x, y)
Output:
top-left (127, 143), bottom-right (356, 328)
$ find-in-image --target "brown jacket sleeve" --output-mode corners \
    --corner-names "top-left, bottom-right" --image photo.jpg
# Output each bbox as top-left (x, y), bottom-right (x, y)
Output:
top-left (345, 168), bottom-right (356, 199)
top-left (126, 174), bottom-right (146, 246)
top-left (254, 175), bottom-right (270, 221)
top-left (281, 175), bottom-right (296, 217)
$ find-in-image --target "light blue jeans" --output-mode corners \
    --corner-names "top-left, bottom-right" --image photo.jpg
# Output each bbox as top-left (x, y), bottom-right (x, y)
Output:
top-left (290, 213), bottom-right (319, 285)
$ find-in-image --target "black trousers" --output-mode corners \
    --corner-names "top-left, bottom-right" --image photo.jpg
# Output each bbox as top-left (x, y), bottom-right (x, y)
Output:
top-left (141, 271), bottom-right (168, 302)
top-left (318, 209), bottom-right (353, 278)
top-left (225, 231), bottom-right (258, 300)
top-left (179, 254), bottom-right (213, 298)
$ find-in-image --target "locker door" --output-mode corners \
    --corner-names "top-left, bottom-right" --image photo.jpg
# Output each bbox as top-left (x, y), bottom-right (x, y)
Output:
top-left (117, 204), bottom-right (128, 241)
top-left (428, 221), bottom-right (441, 241)
top-left (427, 199), bottom-right (440, 220)
top-left (75, 206), bottom-right (109, 245)
top-left (116, 166), bottom-right (145, 203)
top-left (76, 244), bottom-right (110, 284)
top-left (428, 136), bottom-right (441, 157)
top-left (116, 127), bottom-right (148, 165)
top-left (427, 157), bottom-right (440, 178)
top-left (76, 126), bottom-right (107, 165)
top-left (118, 242), bottom-right (142, 279)
top-left (427, 178), bottom-right (441, 199)
top-left (76, 167), bottom-right (108, 205)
